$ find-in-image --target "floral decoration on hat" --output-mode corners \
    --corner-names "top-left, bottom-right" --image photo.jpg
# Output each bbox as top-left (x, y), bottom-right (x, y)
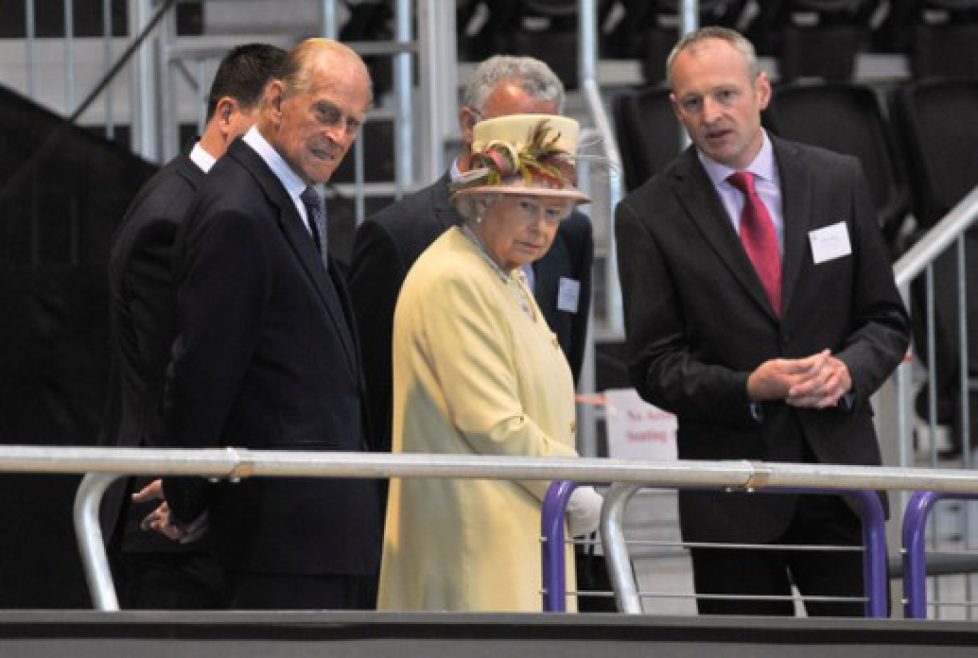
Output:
top-left (452, 114), bottom-right (589, 204)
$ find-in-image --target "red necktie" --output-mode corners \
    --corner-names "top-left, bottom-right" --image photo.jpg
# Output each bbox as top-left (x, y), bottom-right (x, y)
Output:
top-left (727, 171), bottom-right (781, 318)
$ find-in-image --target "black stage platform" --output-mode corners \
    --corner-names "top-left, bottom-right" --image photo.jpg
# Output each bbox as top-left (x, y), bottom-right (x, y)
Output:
top-left (2, 612), bottom-right (978, 657)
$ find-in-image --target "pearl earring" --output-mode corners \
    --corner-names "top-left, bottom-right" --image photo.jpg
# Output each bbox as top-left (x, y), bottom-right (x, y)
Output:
top-left (475, 216), bottom-right (483, 225)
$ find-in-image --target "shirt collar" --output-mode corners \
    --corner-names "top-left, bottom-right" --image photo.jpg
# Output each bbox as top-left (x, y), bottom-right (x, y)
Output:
top-left (188, 141), bottom-right (217, 173)
top-left (697, 129), bottom-right (777, 187)
top-left (242, 125), bottom-right (308, 201)
top-left (449, 156), bottom-right (464, 184)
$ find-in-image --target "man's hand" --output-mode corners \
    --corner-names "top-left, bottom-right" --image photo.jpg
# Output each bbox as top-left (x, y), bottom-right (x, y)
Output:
top-left (132, 478), bottom-right (164, 504)
top-left (134, 478), bottom-right (209, 544)
top-left (747, 350), bottom-right (831, 401)
top-left (748, 349), bottom-right (852, 409)
top-left (786, 353), bottom-right (852, 409)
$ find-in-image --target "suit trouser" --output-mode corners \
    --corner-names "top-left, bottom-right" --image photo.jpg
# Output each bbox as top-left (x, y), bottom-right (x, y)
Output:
top-left (226, 570), bottom-right (376, 610)
top-left (689, 492), bottom-right (865, 617)
top-left (120, 551), bottom-right (227, 610)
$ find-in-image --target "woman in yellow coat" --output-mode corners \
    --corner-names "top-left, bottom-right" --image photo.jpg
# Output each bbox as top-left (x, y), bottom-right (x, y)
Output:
top-left (377, 115), bottom-right (603, 612)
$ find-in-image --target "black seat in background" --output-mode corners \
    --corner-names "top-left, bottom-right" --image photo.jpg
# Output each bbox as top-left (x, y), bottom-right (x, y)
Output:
top-left (890, 78), bottom-right (978, 229)
top-left (612, 85), bottom-right (683, 192)
top-left (908, 0), bottom-right (978, 80)
top-left (890, 78), bottom-right (978, 453)
top-left (786, 1), bottom-right (879, 82)
top-left (766, 81), bottom-right (910, 249)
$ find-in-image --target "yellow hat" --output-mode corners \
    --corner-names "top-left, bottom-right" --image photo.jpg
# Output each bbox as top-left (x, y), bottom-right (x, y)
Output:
top-left (452, 114), bottom-right (589, 204)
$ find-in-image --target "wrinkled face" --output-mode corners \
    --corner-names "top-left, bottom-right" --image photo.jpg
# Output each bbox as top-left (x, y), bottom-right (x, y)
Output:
top-left (669, 38), bottom-right (770, 170)
top-left (477, 194), bottom-right (574, 270)
top-left (266, 63), bottom-right (371, 185)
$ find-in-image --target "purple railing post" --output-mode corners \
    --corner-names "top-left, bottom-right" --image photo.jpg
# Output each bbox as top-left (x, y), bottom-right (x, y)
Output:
top-left (902, 491), bottom-right (945, 619)
top-left (542, 483), bottom-right (889, 616)
top-left (849, 489), bottom-right (889, 618)
top-left (541, 480), bottom-right (579, 612)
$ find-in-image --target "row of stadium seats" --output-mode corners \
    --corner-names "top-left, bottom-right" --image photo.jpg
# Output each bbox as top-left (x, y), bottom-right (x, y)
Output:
top-left (4, 1), bottom-right (977, 87)
top-left (458, 0), bottom-right (978, 86)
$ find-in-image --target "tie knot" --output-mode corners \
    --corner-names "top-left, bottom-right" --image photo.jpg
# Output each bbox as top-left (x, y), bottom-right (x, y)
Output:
top-left (301, 186), bottom-right (322, 212)
top-left (727, 171), bottom-right (756, 196)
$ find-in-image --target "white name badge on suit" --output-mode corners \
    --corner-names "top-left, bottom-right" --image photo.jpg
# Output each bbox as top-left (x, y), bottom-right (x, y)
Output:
top-left (557, 276), bottom-right (580, 313)
top-left (604, 388), bottom-right (677, 461)
top-left (809, 221), bottom-right (852, 264)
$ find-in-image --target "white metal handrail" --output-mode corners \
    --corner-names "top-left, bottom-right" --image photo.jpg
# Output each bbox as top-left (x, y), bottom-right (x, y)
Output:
top-left (893, 185), bottom-right (978, 287)
top-left (4, 446), bottom-right (978, 610)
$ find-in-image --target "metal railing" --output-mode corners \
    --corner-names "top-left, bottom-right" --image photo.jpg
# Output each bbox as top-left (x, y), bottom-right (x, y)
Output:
top-left (541, 481), bottom-right (887, 616)
top-left (902, 491), bottom-right (978, 619)
top-left (3, 446), bottom-right (978, 611)
top-left (888, 186), bottom-right (978, 619)
top-left (891, 185), bottom-right (978, 470)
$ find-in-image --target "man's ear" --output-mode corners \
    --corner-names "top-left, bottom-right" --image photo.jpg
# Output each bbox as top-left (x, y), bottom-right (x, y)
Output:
top-left (267, 80), bottom-right (285, 115)
top-left (669, 92), bottom-right (682, 122)
top-left (459, 106), bottom-right (479, 145)
top-left (755, 71), bottom-right (772, 111)
top-left (212, 97), bottom-right (238, 141)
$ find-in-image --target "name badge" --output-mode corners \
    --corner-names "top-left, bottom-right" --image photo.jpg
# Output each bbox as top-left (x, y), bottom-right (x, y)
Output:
top-left (809, 221), bottom-right (852, 264)
top-left (557, 277), bottom-right (581, 313)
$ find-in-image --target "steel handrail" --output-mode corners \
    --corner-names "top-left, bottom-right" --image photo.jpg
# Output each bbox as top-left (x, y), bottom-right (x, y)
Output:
top-left (893, 185), bottom-right (978, 287)
top-left (2, 446), bottom-right (978, 610)
top-left (0, 446), bottom-right (971, 489)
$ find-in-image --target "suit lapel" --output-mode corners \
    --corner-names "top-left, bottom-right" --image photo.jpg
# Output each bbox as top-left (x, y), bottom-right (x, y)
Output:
top-left (432, 173), bottom-right (462, 229)
top-left (274, 202), bottom-right (359, 375)
top-left (328, 257), bottom-right (364, 377)
top-left (772, 137), bottom-right (812, 319)
top-left (672, 148), bottom-right (777, 320)
top-left (230, 141), bottom-right (359, 376)
top-left (532, 231), bottom-right (566, 328)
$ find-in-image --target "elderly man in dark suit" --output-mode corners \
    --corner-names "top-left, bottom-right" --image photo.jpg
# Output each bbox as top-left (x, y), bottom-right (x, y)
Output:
top-left (615, 27), bottom-right (910, 617)
top-left (103, 43), bottom-right (285, 609)
top-left (159, 38), bottom-right (380, 610)
top-left (348, 55), bottom-right (593, 456)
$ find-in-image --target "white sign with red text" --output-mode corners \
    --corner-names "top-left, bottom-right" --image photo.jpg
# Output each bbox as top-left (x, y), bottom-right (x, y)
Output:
top-left (604, 388), bottom-right (677, 461)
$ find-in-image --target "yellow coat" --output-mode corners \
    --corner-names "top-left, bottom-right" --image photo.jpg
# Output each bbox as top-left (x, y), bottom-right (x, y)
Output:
top-left (377, 227), bottom-right (579, 612)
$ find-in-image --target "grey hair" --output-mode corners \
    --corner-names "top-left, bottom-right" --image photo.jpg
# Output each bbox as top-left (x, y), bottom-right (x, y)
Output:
top-left (453, 193), bottom-right (500, 224)
top-left (462, 55), bottom-right (565, 113)
top-left (665, 26), bottom-right (760, 88)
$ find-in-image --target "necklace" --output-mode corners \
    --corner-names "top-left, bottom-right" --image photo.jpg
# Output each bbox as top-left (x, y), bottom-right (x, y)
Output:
top-left (459, 224), bottom-right (536, 320)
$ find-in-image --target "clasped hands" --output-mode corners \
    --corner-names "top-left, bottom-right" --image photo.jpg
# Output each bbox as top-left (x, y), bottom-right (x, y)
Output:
top-left (747, 349), bottom-right (852, 409)
top-left (133, 479), bottom-right (208, 544)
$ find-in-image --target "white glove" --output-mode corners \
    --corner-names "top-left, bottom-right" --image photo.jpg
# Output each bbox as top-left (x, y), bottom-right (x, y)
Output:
top-left (565, 485), bottom-right (603, 537)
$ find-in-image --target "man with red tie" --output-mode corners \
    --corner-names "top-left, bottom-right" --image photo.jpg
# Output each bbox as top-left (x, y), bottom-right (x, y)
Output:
top-left (615, 27), bottom-right (910, 616)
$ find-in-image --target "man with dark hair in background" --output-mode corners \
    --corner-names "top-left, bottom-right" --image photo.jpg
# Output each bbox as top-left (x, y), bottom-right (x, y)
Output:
top-left (102, 42), bottom-right (286, 609)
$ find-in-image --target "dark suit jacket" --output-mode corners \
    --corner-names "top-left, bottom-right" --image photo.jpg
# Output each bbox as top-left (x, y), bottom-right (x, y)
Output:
top-left (162, 139), bottom-right (381, 576)
top-left (348, 172), bottom-right (593, 453)
top-left (101, 153), bottom-right (202, 553)
top-left (615, 136), bottom-right (910, 544)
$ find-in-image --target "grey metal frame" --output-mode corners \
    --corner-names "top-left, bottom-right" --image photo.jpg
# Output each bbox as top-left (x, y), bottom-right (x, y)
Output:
top-left (889, 186), bottom-right (978, 619)
top-left (0, 446), bottom-right (973, 610)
